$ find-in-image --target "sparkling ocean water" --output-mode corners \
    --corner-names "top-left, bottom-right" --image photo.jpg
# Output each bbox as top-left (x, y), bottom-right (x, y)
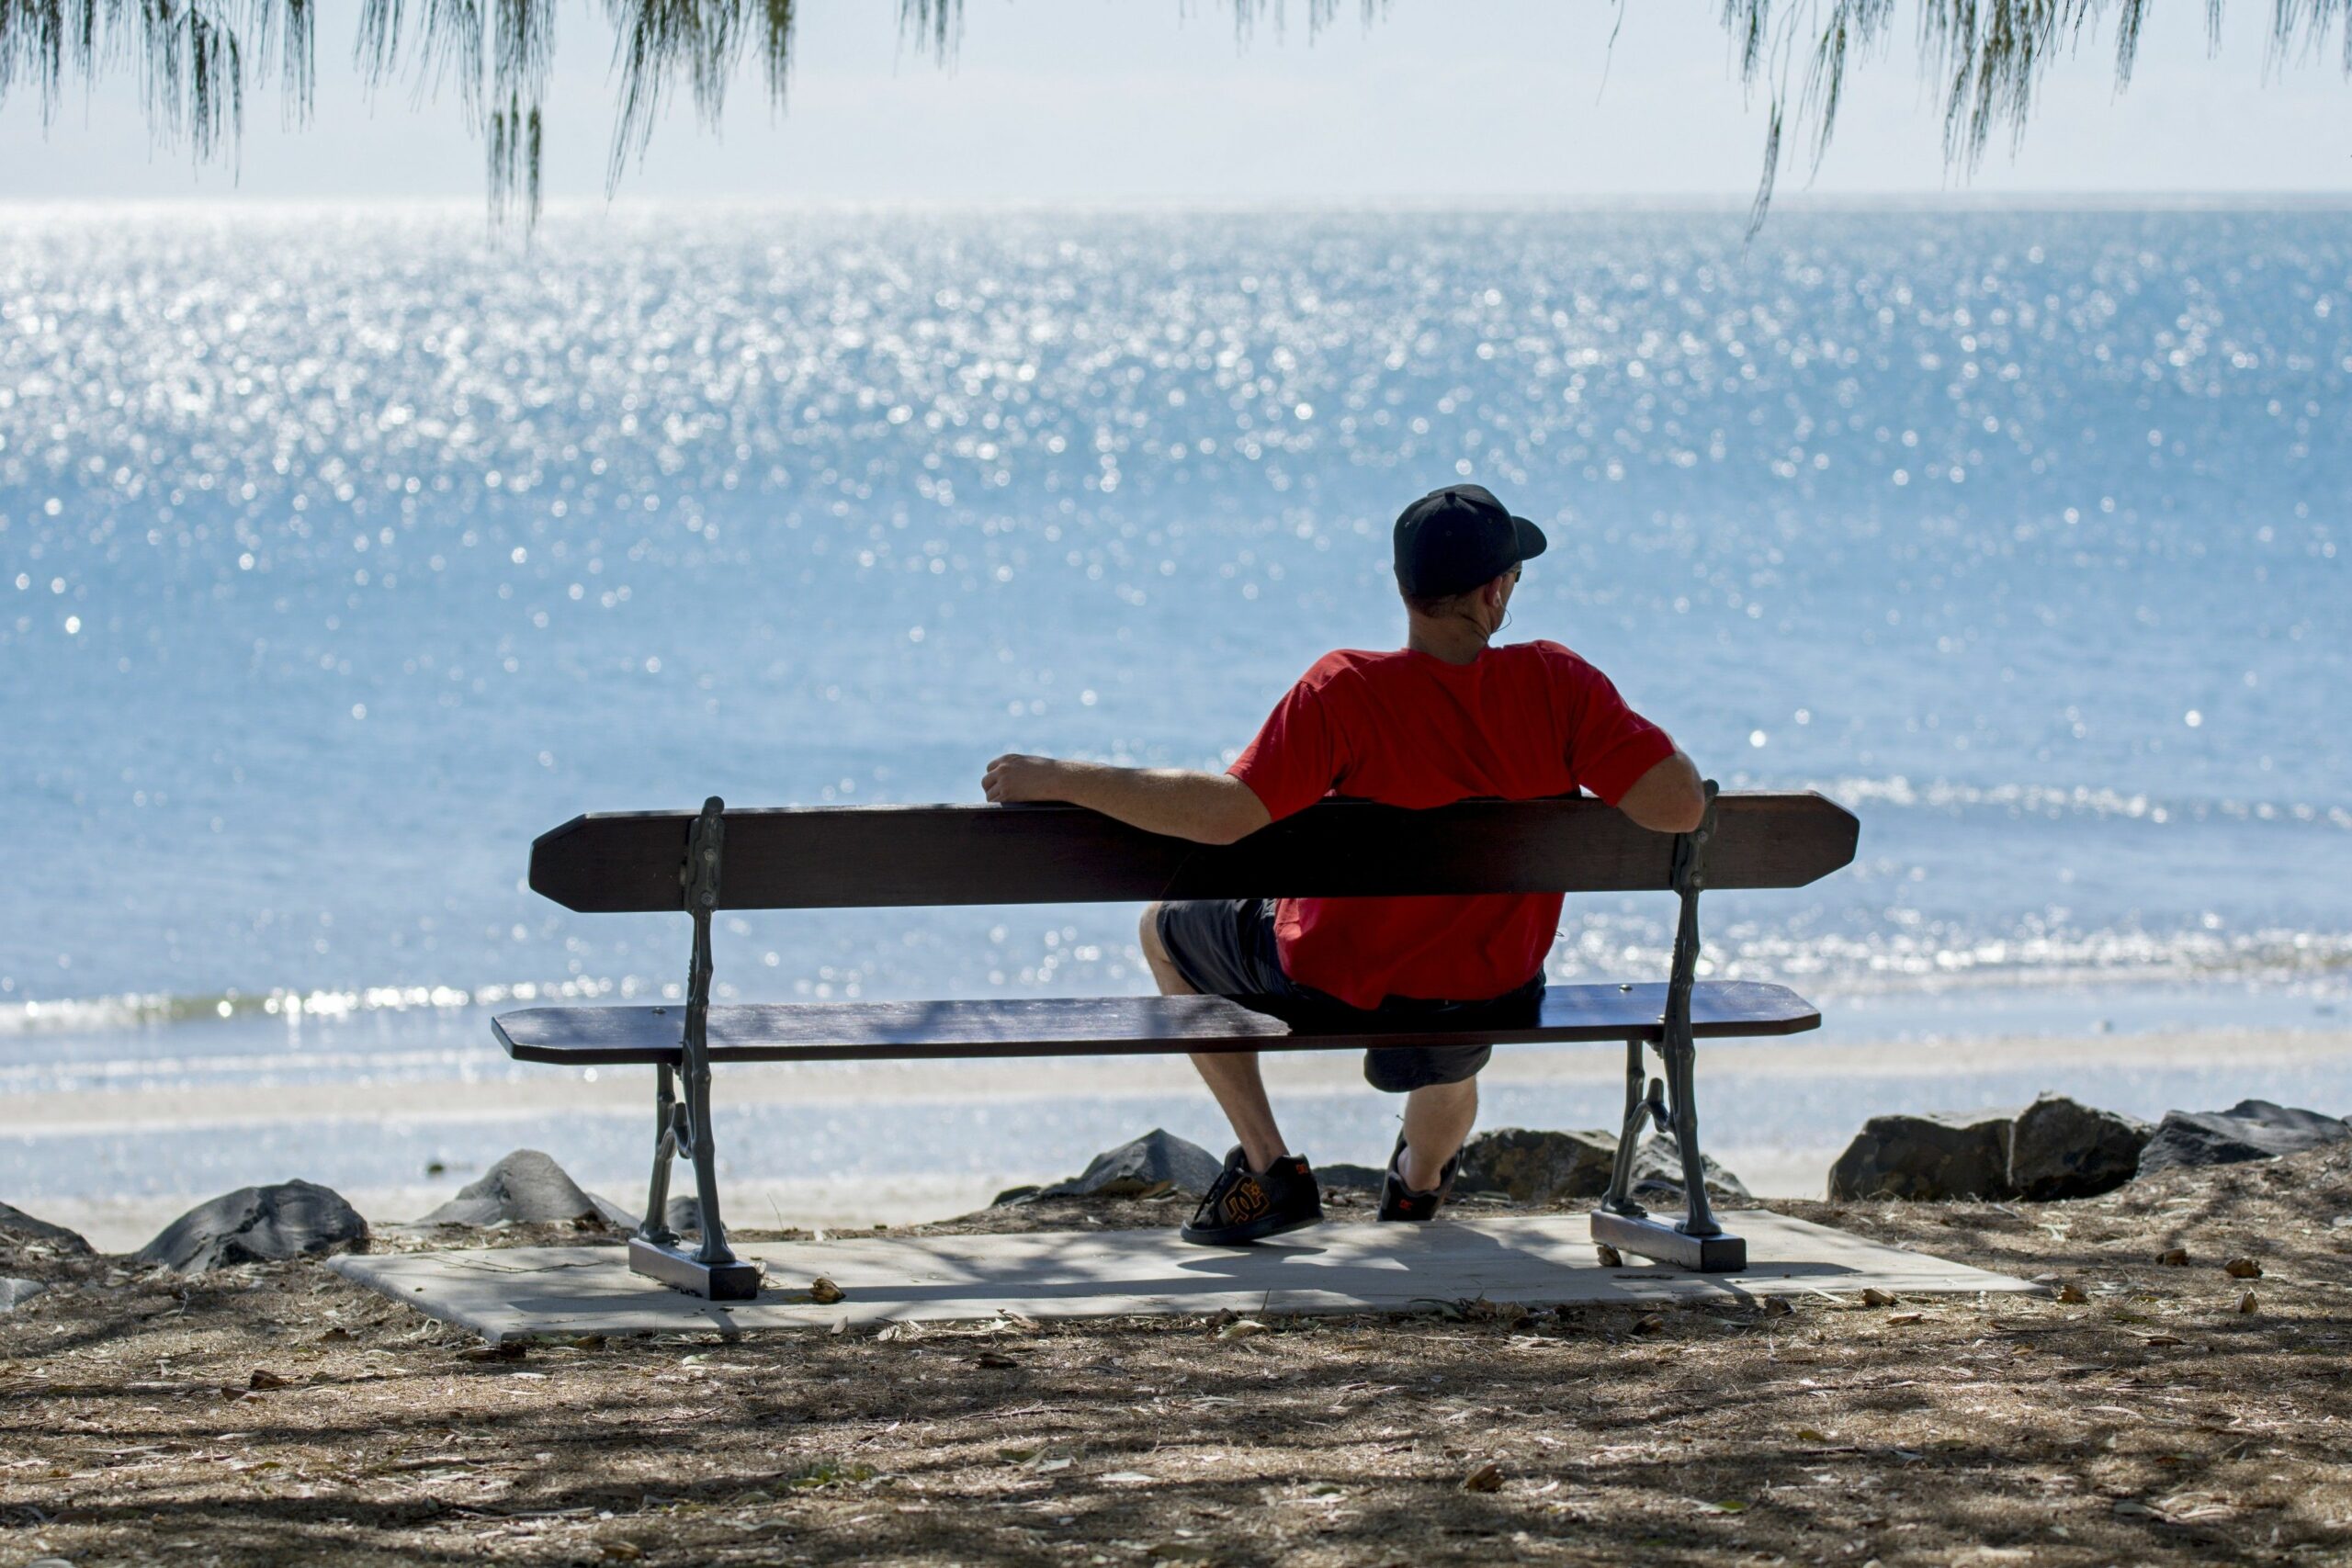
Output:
top-left (2, 203), bottom-right (2347, 1210)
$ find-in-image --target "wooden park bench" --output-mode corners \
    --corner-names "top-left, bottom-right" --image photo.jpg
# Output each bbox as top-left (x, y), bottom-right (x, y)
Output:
top-left (494, 785), bottom-right (1859, 1300)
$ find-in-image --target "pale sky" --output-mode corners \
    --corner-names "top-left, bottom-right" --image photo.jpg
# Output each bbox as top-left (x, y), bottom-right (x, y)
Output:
top-left (0, 0), bottom-right (2347, 204)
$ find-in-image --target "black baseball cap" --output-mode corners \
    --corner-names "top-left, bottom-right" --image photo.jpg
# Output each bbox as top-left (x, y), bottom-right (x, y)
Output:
top-left (1392, 483), bottom-right (1548, 599)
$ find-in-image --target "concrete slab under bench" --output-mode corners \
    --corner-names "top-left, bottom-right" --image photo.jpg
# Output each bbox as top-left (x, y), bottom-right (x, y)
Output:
top-left (329, 1211), bottom-right (2039, 1344)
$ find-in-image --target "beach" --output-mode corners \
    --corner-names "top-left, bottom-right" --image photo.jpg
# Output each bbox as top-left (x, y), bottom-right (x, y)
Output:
top-left (3, 201), bottom-right (2347, 1371)
top-left (8, 1014), bottom-right (2349, 1253)
top-left (4, 0), bottom-right (2350, 1546)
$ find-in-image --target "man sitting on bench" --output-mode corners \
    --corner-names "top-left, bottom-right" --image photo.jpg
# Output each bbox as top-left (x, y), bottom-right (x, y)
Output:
top-left (981, 484), bottom-right (1707, 1247)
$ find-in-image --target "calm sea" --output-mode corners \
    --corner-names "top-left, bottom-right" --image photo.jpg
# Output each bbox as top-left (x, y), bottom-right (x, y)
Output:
top-left (2, 204), bottom-right (2346, 1209)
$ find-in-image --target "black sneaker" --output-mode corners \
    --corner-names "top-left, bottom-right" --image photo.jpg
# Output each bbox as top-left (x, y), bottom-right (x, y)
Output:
top-left (1180, 1146), bottom-right (1324, 1246)
top-left (1378, 1133), bottom-right (1458, 1223)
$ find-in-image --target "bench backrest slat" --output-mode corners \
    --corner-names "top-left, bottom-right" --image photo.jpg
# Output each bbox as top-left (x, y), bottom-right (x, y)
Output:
top-left (528, 793), bottom-right (1859, 914)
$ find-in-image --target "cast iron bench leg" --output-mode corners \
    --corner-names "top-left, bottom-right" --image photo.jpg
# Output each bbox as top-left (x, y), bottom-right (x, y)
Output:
top-left (626, 798), bottom-right (763, 1302)
top-left (1589, 788), bottom-right (1747, 1272)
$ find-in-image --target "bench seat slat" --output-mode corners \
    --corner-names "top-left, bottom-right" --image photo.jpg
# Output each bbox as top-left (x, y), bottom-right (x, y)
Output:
top-left (492, 980), bottom-right (1819, 1066)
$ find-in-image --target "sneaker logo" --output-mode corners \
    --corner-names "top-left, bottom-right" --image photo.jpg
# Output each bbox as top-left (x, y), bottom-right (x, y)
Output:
top-left (1224, 1179), bottom-right (1270, 1222)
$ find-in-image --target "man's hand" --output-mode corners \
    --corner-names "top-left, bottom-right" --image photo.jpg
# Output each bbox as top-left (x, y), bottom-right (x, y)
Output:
top-left (982, 753), bottom-right (1070, 805)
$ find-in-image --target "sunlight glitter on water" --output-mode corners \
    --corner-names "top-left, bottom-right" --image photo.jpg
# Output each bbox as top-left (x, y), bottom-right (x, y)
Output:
top-left (1, 204), bottom-right (2346, 1039)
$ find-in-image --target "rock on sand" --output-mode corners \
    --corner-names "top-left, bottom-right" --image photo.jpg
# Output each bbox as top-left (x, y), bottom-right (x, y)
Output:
top-left (1628, 1134), bottom-right (1752, 1206)
top-left (1037, 1130), bottom-right (1224, 1199)
top-left (664, 1195), bottom-right (732, 1237)
top-left (2138, 1100), bottom-right (2352, 1175)
top-left (2007, 1093), bottom-right (2151, 1200)
top-left (1828, 1110), bottom-right (2016, 1201)
top-left (1457, 1128), bottom-right (1618, 1202)
top-left (0, 1200), bottom-right (94, 1259)
top-left (137, 1180), bottom-right (368, 1273)
top-left (1311, 1163), bottom-right (1391, 1193)
top-left (1457, 1127), bottom-right (1750, 1206)
top-left (416, 1149), bottom-right (638, 1229)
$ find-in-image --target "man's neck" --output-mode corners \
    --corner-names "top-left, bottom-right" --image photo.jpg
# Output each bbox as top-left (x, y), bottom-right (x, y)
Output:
top-left (1405, 615), bottom-right (1492, 666)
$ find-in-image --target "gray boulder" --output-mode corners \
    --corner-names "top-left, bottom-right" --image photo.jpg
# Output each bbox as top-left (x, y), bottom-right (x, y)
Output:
top-left (2008, 1094), bottom-right (2152, 1201)
top-left (0, 1201), bottom-right (93, 1259)
top-left (138, 1180), bottom-right (368, 1272)
top-left (417, 1149), bottom-right (636, 1229)
top-left (2137, 1100), bottom-right (2352, 1176)
top-left (1628, 1135), bottom-right (1751, 1207)
top-left (1038, 1130), bottom-right (1224, 1199)
top-left (0, 1277), bottom-right (46, 1311)
top-left (1458, 1128), bottom-right (1619, 1202)
top-left (1828, 1111), bottom-right (2017, 1201)
top-left (1314, 1162), bottom-right (1391, 1194)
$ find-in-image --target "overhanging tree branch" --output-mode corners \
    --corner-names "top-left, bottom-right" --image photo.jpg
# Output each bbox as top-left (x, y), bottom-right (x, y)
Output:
top-left (2, 0), bottom-right (2345, 230)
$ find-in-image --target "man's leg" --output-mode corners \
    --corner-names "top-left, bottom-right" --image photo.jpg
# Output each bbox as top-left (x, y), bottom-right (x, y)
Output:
top-left (1398, 1077), bottom-right (1477, 1192)
top-left (1140, 903), bottom-right (1291, 1172)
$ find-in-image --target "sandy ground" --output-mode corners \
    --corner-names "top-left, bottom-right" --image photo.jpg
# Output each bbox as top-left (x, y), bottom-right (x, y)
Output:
top-left (4, 1146), bottom-right (2349, 1566)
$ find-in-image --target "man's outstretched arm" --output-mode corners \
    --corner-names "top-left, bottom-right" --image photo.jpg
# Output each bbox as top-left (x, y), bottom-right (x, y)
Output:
top-left (1615, 750), bottom-right (1708, 834)
top-left (983, 755), bottom-right (1272, 846)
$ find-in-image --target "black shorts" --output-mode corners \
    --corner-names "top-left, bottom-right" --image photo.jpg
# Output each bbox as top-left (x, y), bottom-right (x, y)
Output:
top-left (1152, 897), bottom-right (1541, 1094)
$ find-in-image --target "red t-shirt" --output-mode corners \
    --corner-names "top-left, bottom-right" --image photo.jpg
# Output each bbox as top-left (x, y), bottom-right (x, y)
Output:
top-left (1227, 641), bottom-right (1675, 1010)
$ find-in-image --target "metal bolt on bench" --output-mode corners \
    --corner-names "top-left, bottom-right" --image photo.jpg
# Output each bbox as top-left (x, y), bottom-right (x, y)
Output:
top-left (495, 784), bottom-right (1857, 1298)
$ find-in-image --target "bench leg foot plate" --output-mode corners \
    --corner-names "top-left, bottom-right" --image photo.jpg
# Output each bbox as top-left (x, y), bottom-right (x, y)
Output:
top-left (629, 1236), bottom-right (763, 1301)
top-left (1590, 1211), bottom-right (1747, 1272)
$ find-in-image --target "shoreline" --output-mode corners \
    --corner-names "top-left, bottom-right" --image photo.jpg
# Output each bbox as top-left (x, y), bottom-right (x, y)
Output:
top-left (6, 1023), bottom-right (2346, 1136)
top-left (7, 1022), bottom-right (2347, 1253)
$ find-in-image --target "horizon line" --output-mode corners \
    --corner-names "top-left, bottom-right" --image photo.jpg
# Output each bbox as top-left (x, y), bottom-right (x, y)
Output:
top-left (5, 191), bottom-right (2352, 220)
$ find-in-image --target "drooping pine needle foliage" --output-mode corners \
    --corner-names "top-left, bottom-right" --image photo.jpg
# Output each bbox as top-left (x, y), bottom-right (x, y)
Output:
top-left (1725, 0), bottom-right (2348, 228)
top-left (2, 0), bottom-right (2346, 228)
